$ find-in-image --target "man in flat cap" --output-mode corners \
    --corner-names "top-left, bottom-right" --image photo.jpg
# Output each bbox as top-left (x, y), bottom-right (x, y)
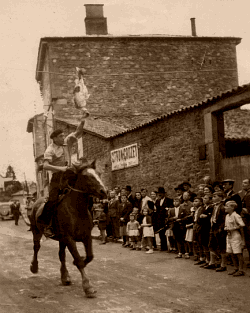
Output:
top-left (222, 179), bottom-right (242, 215)
top-left (38, 118), bottom-right (86, 237)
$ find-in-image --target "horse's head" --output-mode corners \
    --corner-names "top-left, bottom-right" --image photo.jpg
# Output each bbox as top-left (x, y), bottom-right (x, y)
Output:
top-left (66, 160), bottom-right (107, 199)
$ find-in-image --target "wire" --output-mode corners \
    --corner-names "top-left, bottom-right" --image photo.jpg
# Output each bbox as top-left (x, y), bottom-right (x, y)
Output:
top-left (0, 66), bottom-right (237, 77)
top-left (36, 68), bottom-right (237, 77)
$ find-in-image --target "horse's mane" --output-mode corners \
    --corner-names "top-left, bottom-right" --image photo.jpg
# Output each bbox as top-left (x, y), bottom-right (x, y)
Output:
top-left (60, 160), bottom-right (96, 191)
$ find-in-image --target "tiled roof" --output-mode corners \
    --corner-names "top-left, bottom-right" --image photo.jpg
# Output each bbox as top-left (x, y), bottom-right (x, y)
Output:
top-left (55, 117), bottom-right (127, 138)
top-left (225, 134), bottom-right (250, 140)
top-left (107, 83), bottom-right (250, 138)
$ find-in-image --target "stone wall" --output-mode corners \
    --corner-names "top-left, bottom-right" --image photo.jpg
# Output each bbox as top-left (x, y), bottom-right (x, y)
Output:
top-left (44, 37), bottom-right (239, 128)
top-left (73, 108), bottom-right (209, 197)
top-left (109, 108), bottom-right (210, 197)
top-left (81, 132), bottom-right (111, 189)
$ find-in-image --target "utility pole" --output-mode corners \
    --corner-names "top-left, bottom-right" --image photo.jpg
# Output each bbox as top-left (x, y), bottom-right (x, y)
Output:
top-left (23, 172), bottom-right (29, 196)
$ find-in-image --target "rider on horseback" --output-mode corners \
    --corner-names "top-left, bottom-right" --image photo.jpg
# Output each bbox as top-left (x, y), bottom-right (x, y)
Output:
top-left (38, 117), bottom-right (86, 238)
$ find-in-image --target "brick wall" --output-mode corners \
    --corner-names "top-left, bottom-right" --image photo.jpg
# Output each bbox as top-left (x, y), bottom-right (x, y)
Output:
top-left (54, 120), bottom-right (112, 188)
top-left (110, 109), bottom-right (210, 197)
top-left (78, 108), bottom-right (210, 197)
top-left (81, 133), bottom-right (111, 188)
top-left (44, 37), bottom-right (239, 128)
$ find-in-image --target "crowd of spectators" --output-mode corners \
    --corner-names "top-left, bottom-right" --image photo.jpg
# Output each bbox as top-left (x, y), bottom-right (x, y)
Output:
top-left (91, 176), bottom-right (250, 277)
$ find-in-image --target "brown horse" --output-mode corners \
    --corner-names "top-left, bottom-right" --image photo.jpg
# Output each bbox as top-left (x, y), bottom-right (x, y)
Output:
top-left (30, 161), bottom-right (107, 298)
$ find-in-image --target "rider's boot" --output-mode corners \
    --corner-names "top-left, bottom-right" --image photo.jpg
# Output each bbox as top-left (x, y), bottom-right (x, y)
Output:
top-left (44, 220), bottom-right (56, 238)
top-left (38, 200), bottom-right (56, 238)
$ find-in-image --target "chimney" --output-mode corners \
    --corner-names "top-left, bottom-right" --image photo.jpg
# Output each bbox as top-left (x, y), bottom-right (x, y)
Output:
top-left (84, 4), bottom-right (108, 35)
top-left (190, 18), bottom-right (197, 36)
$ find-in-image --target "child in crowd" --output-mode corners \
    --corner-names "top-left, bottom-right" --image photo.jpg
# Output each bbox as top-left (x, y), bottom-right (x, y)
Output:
top-left (118, 194), bottom-right (133, 247)
top-left (91, 197), bottom-right (103, 220)
top-left (132, 207), bottom-right (143, 250)
top-left (224, 200), bottom-right (245, 276)
top-left (93, 206), bottom-right (107, 245)
top-left (192, 197), bottom-right (205, 264)
top-left (198, 194), bottom-right (214, 266)
top-left (168, 197), bottom-right (187, 257)
top-left (141, 208), bottom-right (154, 254)
top-left (185, 203), bottom-right (196, 259)
top-left (127, 213), bottom-right (140, 250)
top-left (204, 191), bottom-right (227, 271)
top-left (166, 203), bottom-right (177, 253)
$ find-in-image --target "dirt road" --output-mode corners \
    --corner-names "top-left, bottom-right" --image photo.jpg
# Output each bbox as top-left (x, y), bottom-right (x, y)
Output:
top-left (0, 219), bottom-right (250, 313)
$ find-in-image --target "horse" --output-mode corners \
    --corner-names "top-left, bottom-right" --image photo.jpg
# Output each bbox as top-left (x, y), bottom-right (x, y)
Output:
top-left (29, 160), bottom-right (107, 298)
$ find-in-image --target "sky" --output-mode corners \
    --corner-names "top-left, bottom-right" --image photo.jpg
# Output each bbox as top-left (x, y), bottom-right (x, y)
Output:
top-left (0, 0), bottom-right (249, 181)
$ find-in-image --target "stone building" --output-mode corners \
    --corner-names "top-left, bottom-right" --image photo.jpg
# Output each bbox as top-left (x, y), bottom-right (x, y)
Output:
top-left (54, 84), bottom-right (250, 195)
top-left (28, 4), bottom-right (250, 197)
top-left (36, 4), bottom-right (241, 129)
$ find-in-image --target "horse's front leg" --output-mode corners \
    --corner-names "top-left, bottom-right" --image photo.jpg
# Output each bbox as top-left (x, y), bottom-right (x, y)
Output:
top-left (30, 230), bottom-right (43, 274)
top-left (82, 233), bottom-right (94, 267)
top-left (66, 237), bottom-right (96, 298)
top-left (59, 241), bottom-right (71, 285)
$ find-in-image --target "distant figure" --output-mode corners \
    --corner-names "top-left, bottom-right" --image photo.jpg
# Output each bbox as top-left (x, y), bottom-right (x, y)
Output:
top-left (11, 200), bottom-right (21, 226)
top-left (26, 198), bottom-right (35, 231)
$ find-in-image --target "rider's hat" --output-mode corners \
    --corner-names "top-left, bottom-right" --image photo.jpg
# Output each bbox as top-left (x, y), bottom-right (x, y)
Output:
top-left (50, 129), bottom-right (63, 139)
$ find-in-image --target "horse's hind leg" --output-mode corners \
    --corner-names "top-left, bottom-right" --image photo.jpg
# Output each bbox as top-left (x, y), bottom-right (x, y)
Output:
top-left (59, 241), bottom-right (71, 286)
top-left (65, 238), bottom-right (96, 298)
top-left (30, 230), bottom-right (43, 274)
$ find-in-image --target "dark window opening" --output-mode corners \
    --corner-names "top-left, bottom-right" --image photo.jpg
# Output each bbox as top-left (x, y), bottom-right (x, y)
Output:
top-left (224, 139), bottom-right (250, 158)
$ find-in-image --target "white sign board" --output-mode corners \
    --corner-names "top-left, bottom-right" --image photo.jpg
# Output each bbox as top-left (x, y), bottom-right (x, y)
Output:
top-left (111, 143), bottom-right (139, 171)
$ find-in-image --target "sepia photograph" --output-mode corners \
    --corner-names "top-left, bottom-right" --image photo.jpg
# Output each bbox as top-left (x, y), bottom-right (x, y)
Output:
top-left (0, 0), bottom-right (250, 312)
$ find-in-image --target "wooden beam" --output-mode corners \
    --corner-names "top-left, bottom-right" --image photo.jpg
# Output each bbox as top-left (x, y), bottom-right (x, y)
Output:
top-left (204, 88), bottom-right (250, 114)
top-left (204, 112), bottom-right (222, 181)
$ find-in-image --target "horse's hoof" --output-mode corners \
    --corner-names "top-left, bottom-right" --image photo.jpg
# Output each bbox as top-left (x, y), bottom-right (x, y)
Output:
top-left (61, 276), bottom-right (72, 286)
top-left (85, 287), bottom-right (97, 298)
top-left (30, 263), bottom-right (38, 274)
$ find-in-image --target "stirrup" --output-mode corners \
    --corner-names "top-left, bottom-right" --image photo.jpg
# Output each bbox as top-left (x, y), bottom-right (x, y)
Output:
top-left (44, 227), bottom-right (56, 238)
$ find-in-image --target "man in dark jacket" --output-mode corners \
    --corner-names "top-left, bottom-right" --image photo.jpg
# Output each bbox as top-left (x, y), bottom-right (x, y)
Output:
top-left (118, 194), bottom-right (133, 246)
top-left (241, 178), bottom-right (250, 265)
top-left (222, 179), bottom-right (242, 215)
top-left (107, 190), bottom-right (120, 241)
top-left (155, 187), bottom-right (173, 251)
top-left (11, 200), bottom-right (21, 226)
top-left (126, 185), bottom-right (135, 206)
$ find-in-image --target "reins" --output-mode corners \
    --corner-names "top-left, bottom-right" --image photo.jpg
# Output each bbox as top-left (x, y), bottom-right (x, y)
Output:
top-left (67, 183), bottom-right (88, 194)
top-left (66, 183), bottom-right (92, 211)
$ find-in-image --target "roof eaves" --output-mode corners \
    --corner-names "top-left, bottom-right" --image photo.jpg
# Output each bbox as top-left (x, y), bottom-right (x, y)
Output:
top-left (55, 118), bottom-right (108, 139)
top-left (36, 41), bottom-right (48, 82)
top-left (40, 35), bottom-right (241, 44)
